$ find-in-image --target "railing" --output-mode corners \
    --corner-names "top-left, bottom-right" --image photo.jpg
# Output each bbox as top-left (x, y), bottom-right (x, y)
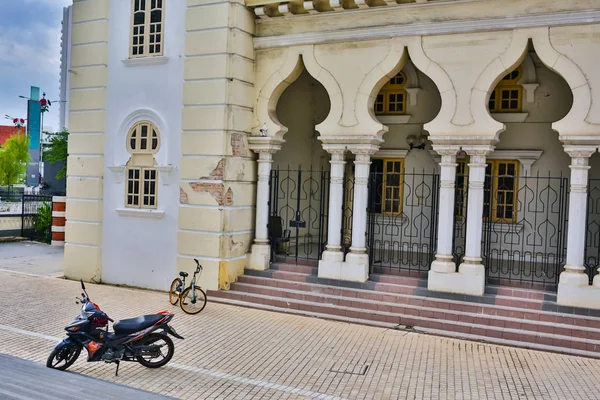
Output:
top-left (481, 174), bottom-right (569, 287)
top-left (367, 170), bottom-right (439, 275)
top-left (0, 192), bottom-right (53, 243)
top-left (269, 167), bottom-right (330, 262)
top-left (585, 178), bottom-right (600, 284)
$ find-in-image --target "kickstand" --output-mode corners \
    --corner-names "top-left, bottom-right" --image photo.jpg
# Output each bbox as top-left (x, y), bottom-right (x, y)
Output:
top-left (115, 360), bottom-right (120, 376)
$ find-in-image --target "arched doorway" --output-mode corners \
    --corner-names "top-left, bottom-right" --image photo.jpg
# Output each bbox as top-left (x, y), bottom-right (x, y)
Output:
top-left (268, 65), bottom-right (331, 264)
top-left (343, 58), bottom-right (443, 276)
top-left (473, 43), bottom-right (574, 289)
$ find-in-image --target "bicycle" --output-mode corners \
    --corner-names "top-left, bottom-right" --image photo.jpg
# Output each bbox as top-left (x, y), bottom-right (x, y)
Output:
top-left (168, 259), bottom-right (207, 315)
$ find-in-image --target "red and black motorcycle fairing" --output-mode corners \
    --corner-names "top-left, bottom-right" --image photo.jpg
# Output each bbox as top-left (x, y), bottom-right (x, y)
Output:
top-left (50, 280), bottom-right (183, 374)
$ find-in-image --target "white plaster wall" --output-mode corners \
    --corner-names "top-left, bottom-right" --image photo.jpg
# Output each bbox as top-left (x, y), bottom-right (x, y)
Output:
top-left (102, 1), bottom-right (185, 290)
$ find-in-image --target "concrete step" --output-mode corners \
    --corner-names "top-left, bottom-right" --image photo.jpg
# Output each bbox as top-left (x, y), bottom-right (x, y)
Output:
top-left (228, 281), bottom-right (600, 340)
top-left (245, 269), bottom-right (555, 312)
top-left (208, 289), bottom-right (600, 358)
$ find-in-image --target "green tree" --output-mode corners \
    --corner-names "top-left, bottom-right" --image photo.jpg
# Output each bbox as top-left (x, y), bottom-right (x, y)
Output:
top-left (42, 130), bottom-right (69, 179)
top-left (0, 132), bottom-right (29, 188)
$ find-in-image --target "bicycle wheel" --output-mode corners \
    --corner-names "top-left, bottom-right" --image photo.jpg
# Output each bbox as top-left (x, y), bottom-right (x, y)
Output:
top-left (180, 286), bottom-right (207, 315)
top-left (169, 278), bottom-right (182, 306)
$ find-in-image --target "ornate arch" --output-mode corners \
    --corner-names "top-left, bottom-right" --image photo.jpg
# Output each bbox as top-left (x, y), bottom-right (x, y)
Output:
top-left (115, 108), bottom-right (168, 166)
top-left (407, 36), bottom-right (458, 137)
top-left (351, 40), bottom-right (407, 137)
top-left (471, 27), bottom-right (592, 138)
top-left (252, 46), bottom-right (342, 139)
top-left (471, 30), bottom-right (529, 139)
top-left (532, 29), bottom-right (593, 136)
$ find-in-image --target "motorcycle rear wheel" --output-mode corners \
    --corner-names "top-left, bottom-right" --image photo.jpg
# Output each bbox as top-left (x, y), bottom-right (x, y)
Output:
top-left (136, 333), bottom-right (174, 368)
top-left (46, 345), bottom-right (81, 371)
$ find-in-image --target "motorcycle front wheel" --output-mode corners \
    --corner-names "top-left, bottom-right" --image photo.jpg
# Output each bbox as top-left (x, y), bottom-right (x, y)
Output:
top-left (46, 345), bottom-right (81, 371)
top-left (136, 333), bottom-right (174, 368)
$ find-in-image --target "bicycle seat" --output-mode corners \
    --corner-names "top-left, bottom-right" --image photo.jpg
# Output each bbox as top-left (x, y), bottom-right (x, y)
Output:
top-left (179, 271), bottom-right (188, 277)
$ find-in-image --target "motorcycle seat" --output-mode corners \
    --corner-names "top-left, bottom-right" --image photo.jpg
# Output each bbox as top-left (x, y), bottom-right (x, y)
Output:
top-left (113, 314), bottom-right (165, 335)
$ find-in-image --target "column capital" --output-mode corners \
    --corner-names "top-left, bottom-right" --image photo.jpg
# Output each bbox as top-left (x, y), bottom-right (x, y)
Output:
top-left (322, 144), bottom-right (346, 159)
top-left (431, 145), bottom-right (461, 157)
top-left (248, 136), bottom-right (285, 155)
top-left (564, 145), bottom-right (597, 160)
top-left (257, 152), bottom-right (274, 162)
top-left (349, 145), bottom-right (379, 158)
top-left (463, 145), bottom-right (495, 157)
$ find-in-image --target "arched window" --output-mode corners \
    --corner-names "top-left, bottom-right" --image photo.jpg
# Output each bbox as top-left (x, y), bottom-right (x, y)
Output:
top-left (489, 67), bottom-right (523, 113)
top-left (130, 0), bottom-right (164, 58)
top-left (374, 71), bottom-right (407, 115)
top-left (125, 122), bottom-right (160, 209)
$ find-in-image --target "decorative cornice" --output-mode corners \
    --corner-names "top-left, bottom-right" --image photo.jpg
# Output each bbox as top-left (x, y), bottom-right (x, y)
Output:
top-left (318, 135), bottom-right (384, 147)
top-left (248, 136), bottom-right (285, 154)
top-left (254, 9), bottom-right (600, 49)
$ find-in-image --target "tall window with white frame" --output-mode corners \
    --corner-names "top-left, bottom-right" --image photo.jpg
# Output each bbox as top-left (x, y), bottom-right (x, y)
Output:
top-left (125, 122), bottom-right (160, 209)
top-left (131, 0), bottom-right (164, 58)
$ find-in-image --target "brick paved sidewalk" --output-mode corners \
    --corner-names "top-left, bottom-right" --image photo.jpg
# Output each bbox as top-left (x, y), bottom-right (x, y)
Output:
top-left (1, 271), bottom-right (600, 399)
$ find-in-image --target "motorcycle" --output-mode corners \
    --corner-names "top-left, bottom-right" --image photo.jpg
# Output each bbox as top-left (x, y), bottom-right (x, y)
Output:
top-left (47, 279), bottom-right (184, 375)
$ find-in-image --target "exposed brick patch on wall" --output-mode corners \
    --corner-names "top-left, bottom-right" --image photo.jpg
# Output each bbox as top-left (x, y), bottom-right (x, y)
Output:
top-left (190, 182), bottom-right (226, 206)
top-left (225, 187), bottom-right (234, 206)
top-left (179, 187), bottom-right (189, 204)
top-left (52, 217), bottom-right (66, 227)
top-left (231, 133), bottom-right (247, 157)
top-left (200, 159), bottom-right (225, 180)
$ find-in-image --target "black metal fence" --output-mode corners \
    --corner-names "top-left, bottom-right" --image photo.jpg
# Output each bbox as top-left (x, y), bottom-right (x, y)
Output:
top-left (0, 192), bottom-right (53, 243)
top-left (268, 167), bottom-right (329, 262)
top-left (481, 174), bottom-right (569, 286)
top-left (585, 178), bottom-right (600, 284)
top-left (367, 169), bottom-right (439, 275)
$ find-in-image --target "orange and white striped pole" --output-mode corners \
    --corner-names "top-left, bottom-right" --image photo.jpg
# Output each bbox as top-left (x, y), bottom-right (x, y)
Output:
top-left (51, 196), bottom-right (66, 247)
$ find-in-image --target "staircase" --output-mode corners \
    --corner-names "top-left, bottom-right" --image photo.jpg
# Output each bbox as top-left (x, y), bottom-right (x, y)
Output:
top-left (208, 261), bottom-right (600, 358)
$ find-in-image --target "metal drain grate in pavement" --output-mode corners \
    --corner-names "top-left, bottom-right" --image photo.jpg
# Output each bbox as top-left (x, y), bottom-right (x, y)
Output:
top-left (329, 362), bottom-right (369, 375)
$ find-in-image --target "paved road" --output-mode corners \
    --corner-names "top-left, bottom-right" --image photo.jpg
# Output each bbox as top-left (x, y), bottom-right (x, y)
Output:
top-left (1, 271), bottom-right (600, 399)
top-left (0, 241), bottom-right (63, 276)
top-left (0, 353), bottom-right (173, 399)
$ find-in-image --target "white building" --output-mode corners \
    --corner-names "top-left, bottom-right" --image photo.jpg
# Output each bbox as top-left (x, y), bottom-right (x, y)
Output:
top-left (62, 0), bottom-right (600, 355)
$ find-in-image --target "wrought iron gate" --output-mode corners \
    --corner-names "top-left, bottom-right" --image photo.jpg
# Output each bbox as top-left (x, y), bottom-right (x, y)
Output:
top-left (584, 178), bottom-right (600, 284)
top-left (268, 167), bottom-right (329, 263)
top-left (366, 168), bottom-right (439, 275)
top-left (0, 192), bottom-right (53, 243)
top-left (481, 173), bottom-right (569, 286)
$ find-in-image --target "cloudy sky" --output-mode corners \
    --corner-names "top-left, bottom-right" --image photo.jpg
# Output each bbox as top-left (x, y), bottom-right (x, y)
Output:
top-left (0, 0), bottom-right (72, 132)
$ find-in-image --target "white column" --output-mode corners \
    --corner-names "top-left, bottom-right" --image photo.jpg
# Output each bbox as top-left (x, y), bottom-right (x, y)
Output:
top-left (459, 149), bottom-right (491, 270)
top-left (318, 149), bottom-right (347, 278)
top-left (342, 148), bottom-right (376, 282)
top-left (560, 147), bottom-right (595, 287)
top-left (429, 146), bottom-right (494, 296)
top-left (247, 137), bottom-right (284, 271)
top-left (254, 152), bottom-right (273, 244)
top-left (349, 152), bottom-right (371, 254)
top-left (430, 146), bottom-right (460, 273)
top-left (325, 150), bottom-right (346, 253)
